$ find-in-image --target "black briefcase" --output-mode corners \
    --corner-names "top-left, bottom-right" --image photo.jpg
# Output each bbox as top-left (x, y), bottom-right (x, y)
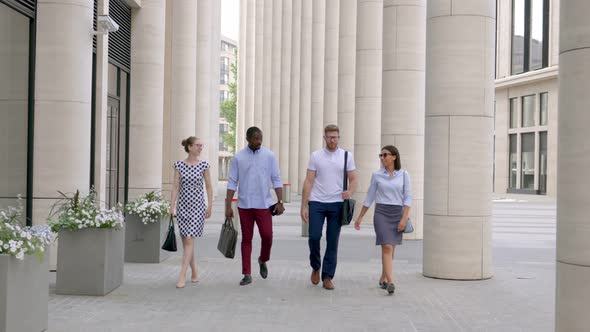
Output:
top-left (217, 218), bottom-right (238, 259)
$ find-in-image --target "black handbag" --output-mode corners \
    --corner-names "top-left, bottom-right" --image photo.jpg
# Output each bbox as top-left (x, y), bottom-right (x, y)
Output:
top-left (161, 216), bottom-right (177, 252)
top-left (217, 218), bottom-right (238, 259)
top-left (341, 151), bottom-right (356, 226)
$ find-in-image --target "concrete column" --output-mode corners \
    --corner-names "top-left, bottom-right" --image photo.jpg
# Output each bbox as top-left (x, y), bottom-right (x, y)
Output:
top-left (243, 0), bottom-right (256, 148)
top-left (93, 0), bottom-right (109, 207)
top-left (298, 0), bottom-right (312, 190)
top-left (0, 7), bottom-right (29, 213)
top-left (33, 0), bottom-right (93, 222)
top-left (354, 0), bottom-right (383, 216)
top-left (196, 0), bottom-right (212, 167)
top-left (253, 0), bottom-right (264, 126)
top-left (289, 0), bottom-right (302, 193)
top-left (423, 0), bottom-right (495, 280)
top-left (556, 1), bottom-right (590, 329)
top-left (323, 0), bottom-right (340, 126)
top-left (209, 0), bottom-right (221, 189)
top-left (162, 0), bottom-right (197, 193)
top-left (382, 0), bottom-right (426, 239)
top-left (310, 0), bottom-right (326, 152)
top-left (270, 0), bottom-right (283, 155)
top-left (128, 0), bottom-right (166, 199)
top-left (262, 0), bottom-right (273, 139)
top-left (237, 0), bottom-right (248, 150)
top-left (279, 0), bottom-right (292, 183)
top-left (337, 0), bottom-right (357, 151)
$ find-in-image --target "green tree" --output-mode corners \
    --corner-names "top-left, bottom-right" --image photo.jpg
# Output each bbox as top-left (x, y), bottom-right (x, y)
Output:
top-left (220, 49), bottom-right (237, 153)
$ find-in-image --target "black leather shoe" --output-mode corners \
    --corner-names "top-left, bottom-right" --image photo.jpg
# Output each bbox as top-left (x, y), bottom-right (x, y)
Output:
top-left (387, 283), bottom-right (395, 295)
top-left (258, 259), bottom-right (268, 279)
top-left (379, 281), bottom-right (387, 289)
top-left (239, 275), bottom-right (252, 286)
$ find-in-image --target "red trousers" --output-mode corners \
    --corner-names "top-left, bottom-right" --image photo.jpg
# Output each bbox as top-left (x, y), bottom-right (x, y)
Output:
top-left (237, 208), bottom-right (273, 275)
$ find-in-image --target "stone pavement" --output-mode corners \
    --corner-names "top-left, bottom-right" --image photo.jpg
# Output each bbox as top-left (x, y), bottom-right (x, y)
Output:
top-left (47, 194), bottom-right (556, 332)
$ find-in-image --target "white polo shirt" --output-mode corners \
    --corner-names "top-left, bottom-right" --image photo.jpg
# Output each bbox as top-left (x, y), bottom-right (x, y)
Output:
top-left (308, 147), bottom-right (356, 203)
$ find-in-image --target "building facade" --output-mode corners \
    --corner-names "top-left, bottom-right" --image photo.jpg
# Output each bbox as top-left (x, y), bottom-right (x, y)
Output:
top-left (218, 35), bottom-right (237, 180)
top-left (0, 0), bottom-right (221, 264)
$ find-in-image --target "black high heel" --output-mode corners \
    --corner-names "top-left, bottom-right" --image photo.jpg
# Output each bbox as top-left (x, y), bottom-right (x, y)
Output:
top-left (379, 281), bottom-right (387, 289)
top-left (386, 283), bottom-right (395, 295)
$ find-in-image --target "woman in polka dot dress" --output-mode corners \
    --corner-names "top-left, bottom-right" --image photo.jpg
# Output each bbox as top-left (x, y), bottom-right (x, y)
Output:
top-left (170, 136), bottom-right (213, 288)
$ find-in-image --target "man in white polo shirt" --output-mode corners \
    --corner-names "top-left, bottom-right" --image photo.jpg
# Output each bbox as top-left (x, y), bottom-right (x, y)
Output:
top-left (300, 124), bottom-right (358, 290)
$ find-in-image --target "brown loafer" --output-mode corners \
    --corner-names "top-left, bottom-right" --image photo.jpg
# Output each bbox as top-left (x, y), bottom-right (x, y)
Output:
top-left (311, 270), bottom-right (320, 285)
top-left (322, 277), bottom-right (334, 290)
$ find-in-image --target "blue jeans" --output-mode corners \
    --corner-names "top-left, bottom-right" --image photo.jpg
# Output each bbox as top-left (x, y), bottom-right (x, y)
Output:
top-left (308, 201), bottom-right (343, 280)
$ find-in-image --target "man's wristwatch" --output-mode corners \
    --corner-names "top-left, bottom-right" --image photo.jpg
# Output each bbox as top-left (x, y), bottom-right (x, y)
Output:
top-left (277, 200), bottom-right (283, 204)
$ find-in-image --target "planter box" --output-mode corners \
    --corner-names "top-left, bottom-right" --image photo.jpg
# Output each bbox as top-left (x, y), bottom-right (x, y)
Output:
top-left (56, 228), bottom-right (124, 296)
top-left (0, 253), bottom-right (49, 332)
top-left (124, 214), bottom-right (170, 263)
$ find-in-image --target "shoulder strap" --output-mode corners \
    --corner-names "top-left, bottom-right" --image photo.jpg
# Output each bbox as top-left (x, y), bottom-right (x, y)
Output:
top-left (343, 151), bottom-right (348, 191)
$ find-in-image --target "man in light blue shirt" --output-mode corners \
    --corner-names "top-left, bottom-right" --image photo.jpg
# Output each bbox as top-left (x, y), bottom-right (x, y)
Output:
top-left (225, 127), bottom-right (285, 286)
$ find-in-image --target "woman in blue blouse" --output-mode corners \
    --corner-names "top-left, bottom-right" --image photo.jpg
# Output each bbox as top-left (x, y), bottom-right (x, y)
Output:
top-left (354, 145), bottom-right (412, 295)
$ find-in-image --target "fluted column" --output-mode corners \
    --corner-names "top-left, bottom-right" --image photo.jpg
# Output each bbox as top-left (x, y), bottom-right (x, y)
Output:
top-left (298, 0), bottom-right (312, 190)
top-left (196, 0), bottom-right (212, 166)
top-left (279, 0), bottom-right (292, 183)
top-left (162, 0), bottom-right (197, 193)
top-left (270, 0), bottom-right (283, 155)
top-left (262, 0), bottom-right (273, 140)
top-left (289, 0), bottom-right (302, 193)
top-left (556, 1), bottom-right (590, 330)
top-left (33, 0), bottom-right (93, 221)
top-left (337, 0), bottom-right (357, 151)
top-left (128, 0), bottom-right (166, 199)
top-left (423, 0), bottom-right (495, 280)
top-left (354, 0), bottom-right (383, 216)
top-left (310, 0), bottom-right (326, 152)
top-left (243, 0), bottom-right (256, 146)
top-left (323, 0), bottom-right (340, 126)
top-left (382, 0), bottom-right (426, 239)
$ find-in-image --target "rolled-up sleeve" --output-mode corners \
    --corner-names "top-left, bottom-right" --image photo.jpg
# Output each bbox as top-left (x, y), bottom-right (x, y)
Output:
top-left (227, 156), bottom-right (239, 191)
top-left (363, 173), bottom-right (377, 208)
top-left (402, 170), bottom-right (412, 207)
top-left (270, 153), bottom-right (282, 189)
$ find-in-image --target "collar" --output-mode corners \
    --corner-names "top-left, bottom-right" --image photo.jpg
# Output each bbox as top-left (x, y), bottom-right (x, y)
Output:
top-left (323, 147), bottom-right (340, 154)
top-left (381, 168), bottom-right (402, 176)
top-left (248, 146), bottom-right (263, 154)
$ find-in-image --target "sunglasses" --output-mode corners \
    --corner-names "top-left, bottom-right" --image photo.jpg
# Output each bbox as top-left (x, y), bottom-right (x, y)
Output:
top-left (378, 153), bottom-right (393, 158)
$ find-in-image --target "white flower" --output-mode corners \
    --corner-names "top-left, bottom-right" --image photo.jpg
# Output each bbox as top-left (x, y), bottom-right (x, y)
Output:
top-left (15, 252), bottom-right (24, 260)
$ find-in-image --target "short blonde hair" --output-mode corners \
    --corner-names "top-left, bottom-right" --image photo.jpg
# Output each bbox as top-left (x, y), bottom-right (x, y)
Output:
top-left (324, 124), bottom-right (339, 134)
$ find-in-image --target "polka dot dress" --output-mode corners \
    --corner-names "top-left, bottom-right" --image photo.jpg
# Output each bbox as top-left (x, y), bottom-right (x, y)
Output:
top-left (174, 160), bottom-right (209, 237)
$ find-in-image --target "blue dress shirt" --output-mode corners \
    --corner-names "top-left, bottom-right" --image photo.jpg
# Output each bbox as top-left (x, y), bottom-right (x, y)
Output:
top-left (363, 168), bottom-right (412, 208)
top-left (227, 146), bottom-right (283, 209)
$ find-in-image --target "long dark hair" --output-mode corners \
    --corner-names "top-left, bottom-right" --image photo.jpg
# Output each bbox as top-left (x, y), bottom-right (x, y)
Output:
top-left (382, 145), bottom-right (401, 170)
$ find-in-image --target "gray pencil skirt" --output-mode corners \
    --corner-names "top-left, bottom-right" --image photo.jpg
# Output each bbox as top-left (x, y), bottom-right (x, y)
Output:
top-left (373, 204), bottom-right (403, 245)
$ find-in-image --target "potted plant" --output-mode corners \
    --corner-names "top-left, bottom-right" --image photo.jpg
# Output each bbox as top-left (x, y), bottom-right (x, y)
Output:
top-left (124, 191), bottom-right (171, 263)
top-left (48, 189), bottom-right (125, 296)
top-left (0, 203), bottom-right (54, 332)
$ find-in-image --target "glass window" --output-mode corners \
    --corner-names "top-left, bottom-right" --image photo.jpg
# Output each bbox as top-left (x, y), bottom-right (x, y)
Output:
top-left (509, 98), bottom-right (518, 128)
top-left (522, 95), bottom-right (535, 127)
top-left (509, 134), bottom-right (518, 189)
top-left (108, 64), bottom-right (118, 96)
top-left (521, 133), bottom-right (535, 189)
top-left (512, 0), bottom-right (525, 74)
top-left (539, 131), bottom-right (547, 194)
top-left (540, 92), bottom-right (548, 125)
top-left (0, 3), bottom-right (30, 221)
top-left (530, 0), bottom-right (544, 70)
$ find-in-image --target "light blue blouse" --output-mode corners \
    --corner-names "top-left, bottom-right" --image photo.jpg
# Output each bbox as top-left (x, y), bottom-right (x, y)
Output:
top-left (363, 168), bottom-right (412, 208)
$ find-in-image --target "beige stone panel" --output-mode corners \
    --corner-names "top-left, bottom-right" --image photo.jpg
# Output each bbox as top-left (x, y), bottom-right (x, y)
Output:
top-left (482, 216), bottom-right (493, 277)
top-left (338, 112), bottom-right (355, 151)
top-left (556, 262), bottom-right (590, 331)
top-left (270, 0), bottom-right (283, 155)
top-left (288, 0), bottom-right (302, 192)
top-left (427, 0), bottom-right (451, 18)
top-left (356, 1), bottom-right (383, 51)
top-left (337, 0), bottom-right (356, 151)
top-left (382, 70), bottom-right (424, 136)
top-left (426, 16), bottom-right (495, 117)
top-left (392, 134), bottom-right (424, 198)
top-left (237, 0), bottom-right (247, 148)
top-left (310, 0), bottom-right (326, 152)
top-left (451, 0), bottom-right (495, 18)
top-left (353, 146), bottom-right (382, 195)
top-left (559, 0), bottom-right (590, 52)
top-left (0, 9), bottom-right (28, 100)
top-left (253, 0), bottom-right (264, 126)
top-left (354, 98), bottom-right (382, 145)
top-left (546, 80), bottom-right (558, 197)
top-left (424, 116), bottom-right (449, 216)
top-left (556, 51), bottom-right (590, 266)
top-left (549, 0), bottom-right (560, 67)
top-left (0, 101), bottom-right (28, 196)
top-left (262, 0), bottom-right (273, 137)
top-left (382, 5), bottom-right (398, 71)
top-left (448, 116), bottom-right (493, 216)
top-left (391, 5), bottom-right (426, 71)
top-left (298, 0), bottom-right (312, 190)
top-left (386, 0), bottom-right (425, 6)
top-left (493, 89), bottom-right (509, 194)
top-left (196, 0), bottom-right (212, 163)
top-left (423, 215), bottom-right (491, 279)
top-left (35, 2), bottom-right (93, 103)
top-left (34, 102), bottom-right (91, 196)
top-left (495, 0), bottom-right (511, 78)
top-left (323, 0), bottom-right (339, 126)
